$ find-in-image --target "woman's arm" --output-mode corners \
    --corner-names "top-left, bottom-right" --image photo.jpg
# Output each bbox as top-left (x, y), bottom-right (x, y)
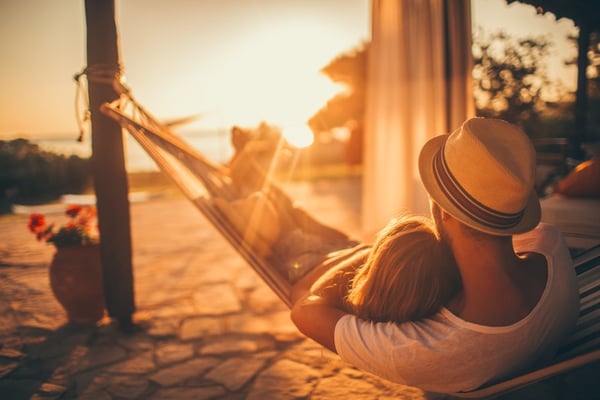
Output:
top-left (290, 245), bottom-right (370, 352)
top-left (290, 244), bottom-right (370, 304)
top-left (290, 294), bottom-right (347, 352)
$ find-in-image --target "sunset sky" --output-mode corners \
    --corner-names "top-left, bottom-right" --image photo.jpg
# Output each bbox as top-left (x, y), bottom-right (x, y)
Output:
top-left (0, 0), bottom-right (578, 140)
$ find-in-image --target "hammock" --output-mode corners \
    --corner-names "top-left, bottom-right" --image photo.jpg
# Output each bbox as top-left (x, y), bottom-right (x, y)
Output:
top-left (101, 89), bottom-right (600, 397)
top-left (100, 92), bottom-right (358, 307)
top-left (101, 91), bottom-right (600, 398)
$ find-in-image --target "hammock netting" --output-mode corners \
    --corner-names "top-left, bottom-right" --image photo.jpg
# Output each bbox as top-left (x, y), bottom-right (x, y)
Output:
top-left (101, 92), bottom-right (359, 306)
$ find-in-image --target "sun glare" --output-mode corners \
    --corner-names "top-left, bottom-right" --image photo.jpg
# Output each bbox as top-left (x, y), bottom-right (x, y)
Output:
top-left (191, 18), bottom-right (350, 138)
top-left (282, 123), bottom-right (315, 149)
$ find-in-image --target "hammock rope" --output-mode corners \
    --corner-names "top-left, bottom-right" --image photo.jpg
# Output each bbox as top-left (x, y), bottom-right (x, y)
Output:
top-left (73, 63), bottom-right (125, 142)
top-left (101, 92), bottom-right (236, 199)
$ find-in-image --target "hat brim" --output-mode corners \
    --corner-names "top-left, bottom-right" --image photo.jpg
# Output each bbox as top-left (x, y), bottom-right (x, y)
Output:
top-left (418, 134), bottom-right (541, 236)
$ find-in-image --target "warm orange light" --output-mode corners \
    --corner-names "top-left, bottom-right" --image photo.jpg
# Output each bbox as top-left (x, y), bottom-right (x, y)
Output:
top-left (282, 124), bottom-right (314, 149)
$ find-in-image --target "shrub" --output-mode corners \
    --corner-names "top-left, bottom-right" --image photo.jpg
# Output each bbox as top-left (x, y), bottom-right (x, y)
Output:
top-left (0, 139), bottom-right (92, 212)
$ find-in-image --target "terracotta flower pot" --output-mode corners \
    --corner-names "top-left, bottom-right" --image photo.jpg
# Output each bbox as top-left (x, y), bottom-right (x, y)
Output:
top-left (49, 245), bottom-right (105, 324)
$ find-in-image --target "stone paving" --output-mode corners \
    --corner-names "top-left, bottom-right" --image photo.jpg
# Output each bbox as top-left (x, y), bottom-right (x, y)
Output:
top-left (0, 177), bottom-right (422, 400)
top-left (1, 176), bottom-right (598, 399)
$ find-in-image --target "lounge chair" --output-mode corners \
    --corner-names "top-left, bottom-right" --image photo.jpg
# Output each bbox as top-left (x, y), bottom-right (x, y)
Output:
top-left (100, 92), bottom-right (600, 399)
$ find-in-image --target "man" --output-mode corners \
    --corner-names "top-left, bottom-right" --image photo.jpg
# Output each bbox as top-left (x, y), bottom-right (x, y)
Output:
top-left (290, 117), bottom-right (579, 393)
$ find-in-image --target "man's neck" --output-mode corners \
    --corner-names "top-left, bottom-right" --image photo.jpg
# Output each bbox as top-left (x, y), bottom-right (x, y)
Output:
top-left (448, 236), bottom-right (546, 326)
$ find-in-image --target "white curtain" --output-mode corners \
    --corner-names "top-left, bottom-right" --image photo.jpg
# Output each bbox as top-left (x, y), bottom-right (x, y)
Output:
top-left (362, 0), bottom-right (475, 237)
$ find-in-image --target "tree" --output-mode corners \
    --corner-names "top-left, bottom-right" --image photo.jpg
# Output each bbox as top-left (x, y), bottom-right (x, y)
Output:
top-left (307, 42), bottom-right (367, 135)
top-left (508, 0), bottom-right (600, 143)
top-left (0, 139), bottom-right (92, 212)
top-left (472, 29), bottom-right (553, 131)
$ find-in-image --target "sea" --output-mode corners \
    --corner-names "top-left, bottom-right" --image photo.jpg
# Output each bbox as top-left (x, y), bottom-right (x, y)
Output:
top-left (31, 129), bottom-right (235, 173)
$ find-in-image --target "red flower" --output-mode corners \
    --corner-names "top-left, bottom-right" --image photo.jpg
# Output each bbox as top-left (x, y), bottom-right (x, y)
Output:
top-left (27, 205), bottom-right (99, 248)
top-left (28, 213), bottom-right (46, 233)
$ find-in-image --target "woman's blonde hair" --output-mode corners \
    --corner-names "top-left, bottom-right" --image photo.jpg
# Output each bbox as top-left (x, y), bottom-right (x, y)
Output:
top-left (346, 215), bottom-right (460, 323)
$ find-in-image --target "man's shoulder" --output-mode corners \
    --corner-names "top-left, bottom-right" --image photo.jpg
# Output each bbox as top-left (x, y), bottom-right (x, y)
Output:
top-left (514, 223), bottom-right (566, 252)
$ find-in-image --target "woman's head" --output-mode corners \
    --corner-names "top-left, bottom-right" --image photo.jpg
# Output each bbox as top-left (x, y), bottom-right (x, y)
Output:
top-left (347, 215), bottom-right (460, 323)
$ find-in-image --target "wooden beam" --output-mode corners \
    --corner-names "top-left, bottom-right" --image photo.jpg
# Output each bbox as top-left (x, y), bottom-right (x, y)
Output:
top-left (84, 0), bottom-right (135, 329)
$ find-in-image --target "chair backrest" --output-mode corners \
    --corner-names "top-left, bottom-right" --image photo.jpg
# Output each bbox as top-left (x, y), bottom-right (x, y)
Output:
top-left (556, 245), bottom-right (600, 360)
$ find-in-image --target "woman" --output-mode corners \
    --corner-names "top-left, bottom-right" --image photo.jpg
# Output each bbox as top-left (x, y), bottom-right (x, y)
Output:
top-left (291, 214), bottom-right (461, 329)
top-left (345, 215), bottom-right (461, 323)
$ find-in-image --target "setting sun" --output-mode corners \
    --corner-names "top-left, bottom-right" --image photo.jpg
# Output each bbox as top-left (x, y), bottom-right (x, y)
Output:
top-left (281, 123), bottom-right (315, 148)
top-left (164, 15), bottom-right (361, 137)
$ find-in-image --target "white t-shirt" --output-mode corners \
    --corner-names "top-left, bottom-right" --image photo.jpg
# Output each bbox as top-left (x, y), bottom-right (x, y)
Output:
top-left (334, 223), bottom-right (580, 393)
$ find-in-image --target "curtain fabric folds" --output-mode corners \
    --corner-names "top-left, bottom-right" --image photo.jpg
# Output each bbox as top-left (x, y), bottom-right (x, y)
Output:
top-left (362, 0), bottom-right (474, 236)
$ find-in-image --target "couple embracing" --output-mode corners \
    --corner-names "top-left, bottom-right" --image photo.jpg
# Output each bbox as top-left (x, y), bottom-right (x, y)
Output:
top-left (290, 117), bottom-right (579, 393)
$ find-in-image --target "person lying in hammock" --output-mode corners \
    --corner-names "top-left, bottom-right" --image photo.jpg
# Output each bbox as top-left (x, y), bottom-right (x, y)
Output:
top-left (212, 185), bottom-right (361, 283)
top-left (215, 125), bottom-right (360, 282)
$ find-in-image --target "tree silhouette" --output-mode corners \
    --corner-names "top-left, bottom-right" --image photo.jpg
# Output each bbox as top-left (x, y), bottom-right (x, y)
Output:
top-left (307, 42), bottom-right (367, 135)
top-left (508, 0), bottom-right (600, 143)
top-left (472, 30), bottom-right (552, 130)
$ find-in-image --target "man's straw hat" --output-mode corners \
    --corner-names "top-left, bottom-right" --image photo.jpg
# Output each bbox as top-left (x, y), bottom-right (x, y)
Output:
top-left (418, 117), bottom-right (540, 236)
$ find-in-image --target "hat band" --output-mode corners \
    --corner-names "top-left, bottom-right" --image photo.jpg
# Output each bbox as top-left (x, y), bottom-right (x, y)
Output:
top-left (433, 144), bottom-right (523, 230)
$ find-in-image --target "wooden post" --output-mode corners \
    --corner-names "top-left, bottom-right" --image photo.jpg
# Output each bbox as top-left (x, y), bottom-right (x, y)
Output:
top-left (84, 0), bottom-right (135, 329)
top-left (575, 22), bottom-right (590, 149)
